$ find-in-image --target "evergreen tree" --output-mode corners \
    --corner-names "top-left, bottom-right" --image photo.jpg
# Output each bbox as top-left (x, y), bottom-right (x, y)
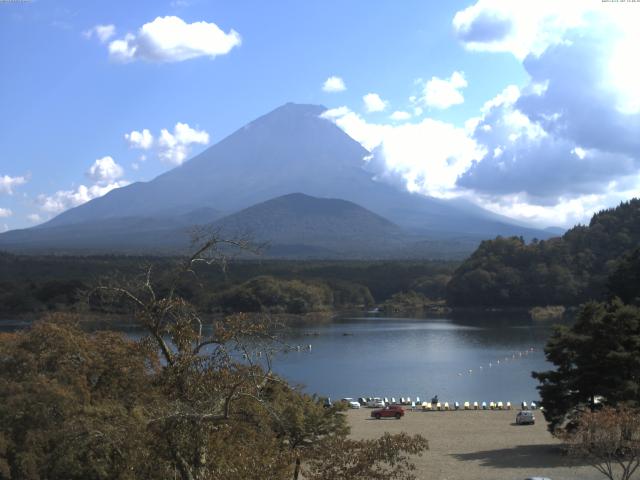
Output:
top-left (533, 300), bottom-right (640, 432)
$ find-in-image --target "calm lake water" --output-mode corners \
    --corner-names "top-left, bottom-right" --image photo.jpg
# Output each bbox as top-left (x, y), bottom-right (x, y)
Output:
top-left (272, 312), bottom-right (554, 404)
top-left (0, 312), bottom-right (556, 405)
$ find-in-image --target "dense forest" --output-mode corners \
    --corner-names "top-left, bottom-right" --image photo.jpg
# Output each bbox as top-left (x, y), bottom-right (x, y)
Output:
top-left (447, 199), bottom-right (640, 307)
top-left (0, 254), bottom-right (455, 316)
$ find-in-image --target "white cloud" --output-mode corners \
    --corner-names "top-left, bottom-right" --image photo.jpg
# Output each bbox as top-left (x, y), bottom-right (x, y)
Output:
top-left (108, 16), bottom-right (241, 63)
top-left (322, 76), bottom-right (346, 93)
top-left (444, 3), bottom-right (640, 225)
top-left (470, 186), bottom-right (640, 228)
top-left (86, 156), bottom-right (124, 184)
top-left (452, 0), bottom-right (640, 112)
top-left (84, 24), bottom-right (116, 43)
top-left (363, 93), bottom-right (388, 113)
top-left (571, 146), bottom-right (587, 160)
top-left (125, 128), bottom-right (154, 149)
top-left (124, 123), bottom-right (209, 166)
top-left (27, 213), bottom-right (41, 223)
top-left (390, 111), bottom-right (411, 121)
top-left (0, 208), bottom-right (12, 218)
top-left (0, 174), bottom-right (27, 195)
top-left (322, 107), bottom-right (482, 198)
top-left (37, 181), bottom-right (129, 214)
top-left (452, 0), bottom-right (590, 60)
top-left (157, 122), bottom-right (210, 165)
top-left (321, 106), bottom-right (389, 151)
top-left (1, 224), bottom-right (7, 233)
top-left (421, 71), bottom-right (468, 109)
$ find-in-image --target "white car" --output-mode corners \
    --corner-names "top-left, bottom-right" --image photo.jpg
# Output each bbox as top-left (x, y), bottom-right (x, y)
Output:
top-left (341, 398), bottom-right (361, 409)
top-left (516, 411), bottom-right (535, 425)
top-left (367, 397), bottom-right (386, 408)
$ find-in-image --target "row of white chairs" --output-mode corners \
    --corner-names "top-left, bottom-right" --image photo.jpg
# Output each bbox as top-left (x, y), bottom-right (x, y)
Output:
top-left (368, 397), bottom-right (540, 411)
top-left (370, 397), bottom-right (423, 405)
top-left (420, 401), bottom-right (540, 411)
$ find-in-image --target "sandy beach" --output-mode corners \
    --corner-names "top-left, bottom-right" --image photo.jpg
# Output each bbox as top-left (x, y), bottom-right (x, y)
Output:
top-left (346, 408), bottom-right (602, 480)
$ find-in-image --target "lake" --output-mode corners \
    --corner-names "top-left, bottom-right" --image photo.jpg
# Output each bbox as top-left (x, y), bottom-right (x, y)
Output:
top-left (0, 312), bottom-right (556, 405)
top-left (271, 312), bottom-right (555, 404)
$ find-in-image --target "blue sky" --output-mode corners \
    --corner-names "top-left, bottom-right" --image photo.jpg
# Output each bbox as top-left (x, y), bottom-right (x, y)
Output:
top-left (1, 0), bottom-right (638, 231)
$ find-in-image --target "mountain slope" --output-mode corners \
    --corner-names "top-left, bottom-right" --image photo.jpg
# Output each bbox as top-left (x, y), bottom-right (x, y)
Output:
top-left (0, 103), bottom-right (554, 257)
top-left (0, 194), bottom-right (406, 258)
top-left (212, 193), bottom-right (406, 257)
top-left (40, 103), bottom-right (549, 237)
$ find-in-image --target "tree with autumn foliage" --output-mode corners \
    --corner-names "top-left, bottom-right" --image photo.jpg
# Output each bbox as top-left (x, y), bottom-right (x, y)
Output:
top-left (0, 233), bottom-right (428, 480)
top-left (563, 406), bottom-right (640, 480)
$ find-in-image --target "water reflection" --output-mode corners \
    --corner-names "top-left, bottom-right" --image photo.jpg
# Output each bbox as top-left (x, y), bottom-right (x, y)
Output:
top-left (273, 313), bottom-right (555, 403)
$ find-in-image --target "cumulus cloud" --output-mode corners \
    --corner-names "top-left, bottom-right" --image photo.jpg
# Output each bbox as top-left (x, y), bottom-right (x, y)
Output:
top-left (125, 128), bottom-right (154, 149)
top-left (390, 111), bottom-right (411, 121)
top-left (322, 76), bottom-right (346, 93)
top-left (84, 24), bottom-right (116, 43)
top-left (0, 174), bottom-right (27, 195)
top-left (458, 33), bottom-right (640, 203)
top-left (452, 0), bottom-right (590, 59)
top-left (0, 208), bottom-right (12, 218)
top-left (86, 156), bottom-right (125, 184)
top-left (108, 16), bottom-right (241, 63)
top-left (27, 213), bottom-right (41, 223)
top-left (363, 93), bottom-right (388, 113)
top-left (158, 122), bottom-right (210, 165)
top-left (448, 3), bottom-right (640, 225)
top-left (421, 71), bottom-right (468, 109)
top-left (37, 181), bottom-right (129, 214)
top-left (322, 107), bottom-right (482, 198)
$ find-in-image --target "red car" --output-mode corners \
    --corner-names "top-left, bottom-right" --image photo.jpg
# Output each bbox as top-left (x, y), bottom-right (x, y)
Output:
top-left (371, 405), bottom-right (405, 419)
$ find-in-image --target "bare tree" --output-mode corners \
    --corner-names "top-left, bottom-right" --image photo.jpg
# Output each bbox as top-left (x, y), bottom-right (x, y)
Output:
top-left (563, 406), bottom-right (640, 480)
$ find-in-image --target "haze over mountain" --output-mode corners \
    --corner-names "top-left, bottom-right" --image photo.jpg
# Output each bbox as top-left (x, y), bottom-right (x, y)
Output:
top-left (0, 103), bottom-right (553, 258)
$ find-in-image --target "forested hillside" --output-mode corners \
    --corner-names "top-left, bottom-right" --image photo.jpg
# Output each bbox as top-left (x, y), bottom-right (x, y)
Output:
top-left (0, 254), bottom-right (454, 316)
top-left (446, 199), bottom-right (640, 307)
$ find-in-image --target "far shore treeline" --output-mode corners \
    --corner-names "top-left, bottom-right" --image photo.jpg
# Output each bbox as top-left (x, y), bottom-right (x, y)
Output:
top-left (0, 255), bottom-right (454, 317)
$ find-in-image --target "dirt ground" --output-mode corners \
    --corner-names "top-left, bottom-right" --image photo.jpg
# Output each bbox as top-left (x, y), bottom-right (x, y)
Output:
top-left (346, 408), bottom-right (604, 480)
